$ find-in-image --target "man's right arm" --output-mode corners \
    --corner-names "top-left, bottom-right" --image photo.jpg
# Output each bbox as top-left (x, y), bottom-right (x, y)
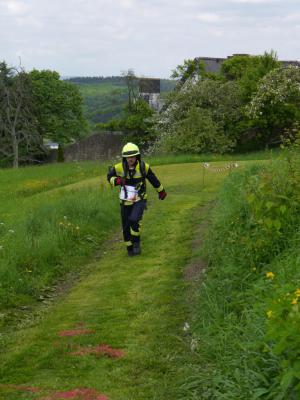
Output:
top-left (107, 165), bottom-right (117, 185)
top-left (107, 166), bottom-right (126, 186)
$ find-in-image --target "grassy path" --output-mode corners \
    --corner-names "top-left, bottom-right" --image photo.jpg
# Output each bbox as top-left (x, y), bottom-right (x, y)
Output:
top-left (0, 163), bottom-right (228, 400)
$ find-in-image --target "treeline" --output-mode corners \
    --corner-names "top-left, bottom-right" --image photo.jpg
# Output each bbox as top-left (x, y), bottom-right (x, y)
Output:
top-left (65, 75), bottom-right (176, 92)
top-left (65, 76), bottom-right (125, 85)
top-left (154, 51), bottom-right (300, 154)
top-left (0, 62), bottom-right (87, 168)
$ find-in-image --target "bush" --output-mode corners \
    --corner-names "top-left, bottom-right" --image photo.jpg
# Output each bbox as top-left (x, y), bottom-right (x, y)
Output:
top-left (155, 79), bottom-right (243, 154)
top-left (246, 66), bottom-right (300, 146)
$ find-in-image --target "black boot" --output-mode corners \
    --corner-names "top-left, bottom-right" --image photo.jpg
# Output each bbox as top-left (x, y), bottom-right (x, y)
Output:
top-left (133, 241), bottom-right (141, 256)
top-left (127, 245), bottom-right (134, 257)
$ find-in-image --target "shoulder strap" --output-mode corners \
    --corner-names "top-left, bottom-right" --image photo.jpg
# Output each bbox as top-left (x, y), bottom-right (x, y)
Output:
top-left (140, 160), bottom-right (146, 179)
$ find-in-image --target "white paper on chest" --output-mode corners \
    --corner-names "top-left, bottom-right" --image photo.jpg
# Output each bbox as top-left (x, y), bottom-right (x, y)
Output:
top-left (119, 185), bottom-right (139, 201)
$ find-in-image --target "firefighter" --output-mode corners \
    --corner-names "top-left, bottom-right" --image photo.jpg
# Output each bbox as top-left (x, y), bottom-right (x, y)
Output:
top-left (107, 142), bottom-right (167, 256)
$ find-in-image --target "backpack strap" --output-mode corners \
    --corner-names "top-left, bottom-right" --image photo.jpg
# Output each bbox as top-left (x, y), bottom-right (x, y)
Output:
top-left (140, 160), bottom-right (146, 179)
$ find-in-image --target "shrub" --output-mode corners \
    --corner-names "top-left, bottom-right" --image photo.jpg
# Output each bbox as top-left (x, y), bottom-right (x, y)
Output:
top-left (246, 66), bottom-right (300, 146)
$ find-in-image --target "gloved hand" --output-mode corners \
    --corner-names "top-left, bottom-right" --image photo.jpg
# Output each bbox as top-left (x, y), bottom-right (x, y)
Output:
top-left (158, 190), bottom-right (167, 200)
top-left (115, 176), bottom-right (126, 186)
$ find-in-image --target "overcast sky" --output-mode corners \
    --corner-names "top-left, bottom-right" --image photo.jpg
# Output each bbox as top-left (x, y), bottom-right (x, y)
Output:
top-left (1, 0), bottom-right (299, 78)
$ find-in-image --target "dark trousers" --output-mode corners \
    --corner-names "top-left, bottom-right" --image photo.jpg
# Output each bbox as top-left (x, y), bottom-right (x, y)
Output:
top-left (120, 200), bottom-right (146, 246)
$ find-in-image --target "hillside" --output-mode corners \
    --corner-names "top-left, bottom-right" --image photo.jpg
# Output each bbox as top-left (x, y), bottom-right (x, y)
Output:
top-left (64, 76), bottom-right (176, 127)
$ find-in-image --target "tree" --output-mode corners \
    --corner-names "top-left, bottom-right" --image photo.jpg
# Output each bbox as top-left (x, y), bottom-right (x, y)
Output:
top-left (29, 69), bottom-right (88, 144)
top-left (121, 69), bottom-right (139, 112)
top-left (97, 99), bottom-right (155, 148)
top-left (246, 66), bottom-right (300, 145)
top-left (158, 106), bottom-right (234, 154)
top-left (221, 51), bottom-right (280, 102)
top-left (155, 77), bottom-right (243, 154)
top-left (0, 62), bottom-right (41, 168)
top-left (171, 59), bottom-right (205, 84)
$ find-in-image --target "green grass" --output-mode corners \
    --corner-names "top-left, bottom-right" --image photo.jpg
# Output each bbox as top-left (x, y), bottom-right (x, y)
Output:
top-left (183, 151), bottom-right (300, 399)
top-left (0, 161), bottom-right (122, 312)
top-left (0, 161), bottom-right (228, 400)
top-left (1, 153), bottom-right (283, 400)
top-left (0, 155), bottom-right (269, 315)
top-left (146, 148), bottom-right (280, 166)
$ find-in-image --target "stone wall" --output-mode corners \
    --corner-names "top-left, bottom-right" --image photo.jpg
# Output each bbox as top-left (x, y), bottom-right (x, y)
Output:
top-left (49, 132), bottom-right (124, 162)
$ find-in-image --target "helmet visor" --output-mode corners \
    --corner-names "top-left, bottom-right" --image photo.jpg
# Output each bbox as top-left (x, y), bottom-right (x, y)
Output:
top-left (122, 150), bottom-right (139, 157)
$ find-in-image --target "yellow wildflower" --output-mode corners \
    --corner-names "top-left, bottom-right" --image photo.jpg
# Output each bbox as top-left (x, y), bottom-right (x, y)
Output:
top-left (267, 310), bottom-right (273, 318)
top-left (266, 271), bottom-right (275, 280)
top-left (291, 298), bottom-right (298, 305)
top-left (295, 288), bottom-right (300, 297)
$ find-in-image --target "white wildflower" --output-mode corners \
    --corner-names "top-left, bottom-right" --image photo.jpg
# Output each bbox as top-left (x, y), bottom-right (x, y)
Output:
top-left (183, 322), bottom-right (190, 332)
top-left (190, 338), bottom-right (200, 352)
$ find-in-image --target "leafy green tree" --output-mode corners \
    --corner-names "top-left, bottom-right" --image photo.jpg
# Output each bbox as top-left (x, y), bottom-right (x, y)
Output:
top-left (121, 69), bottom-right (139, 112)
top-left (155, 78), bottom-right (243, 154)
top-left (29, 70), bottom-right (88, 144)
top-left (246, 66), bottom-right (300, 145)
top-left (0, 62), bottom-right (41, 168)
top-left (57, 143), bottom-right (64, 162)
top-left (221, 51), bottom-right (280, 102)
top-left (171, 59), bottom-right (205, 84)
top-left (159, 106), bottom-right (234, 154)
top-left (97, 99), bottom-right (155, 147)
top-left (156, 52), bottom-right (281, 152)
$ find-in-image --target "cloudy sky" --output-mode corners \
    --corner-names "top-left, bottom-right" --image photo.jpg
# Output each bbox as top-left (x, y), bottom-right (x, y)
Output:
top-left (1, 0), bottom-right (299, 78)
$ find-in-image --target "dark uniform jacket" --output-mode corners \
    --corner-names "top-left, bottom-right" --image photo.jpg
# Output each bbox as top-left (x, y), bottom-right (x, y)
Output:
top-left (107, 160), bottom-right (164, 205)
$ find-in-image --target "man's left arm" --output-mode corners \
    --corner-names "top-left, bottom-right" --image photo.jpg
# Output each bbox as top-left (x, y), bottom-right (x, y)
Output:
top-left (146, 166), bottom-right (167, 200)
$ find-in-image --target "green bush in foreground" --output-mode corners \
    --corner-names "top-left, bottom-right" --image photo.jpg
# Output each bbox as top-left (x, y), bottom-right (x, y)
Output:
top-left (186, 150), bottom-right (300, 399)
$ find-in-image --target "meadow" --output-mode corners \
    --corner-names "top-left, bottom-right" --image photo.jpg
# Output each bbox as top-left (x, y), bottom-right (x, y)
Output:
top-left (0, 149), bottom-right (299, 399)
top-left (0, 157), bottom-right (227, 399)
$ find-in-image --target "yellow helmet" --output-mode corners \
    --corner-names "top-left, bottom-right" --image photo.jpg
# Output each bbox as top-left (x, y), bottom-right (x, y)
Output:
top-left (122, 142), bottom-right (140, 157)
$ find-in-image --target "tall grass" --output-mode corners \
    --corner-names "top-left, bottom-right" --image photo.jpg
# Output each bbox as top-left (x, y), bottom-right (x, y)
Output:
top-left (0, 183), bottom-right (119, 311)
top-left (0, 161), bottom-right (106, 200)
top-left (183, 149), bottom-right (300, 399)
top-left (0, 162), bottom-right (117, 313)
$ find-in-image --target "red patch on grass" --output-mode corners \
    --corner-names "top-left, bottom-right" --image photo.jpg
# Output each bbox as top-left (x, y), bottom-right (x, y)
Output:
top-left (41, 388), bottom-right (108, 400)
top-left (70, 343), bottom-right (125, 359)
top-left (58, 329), bottom-right (95, 337)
